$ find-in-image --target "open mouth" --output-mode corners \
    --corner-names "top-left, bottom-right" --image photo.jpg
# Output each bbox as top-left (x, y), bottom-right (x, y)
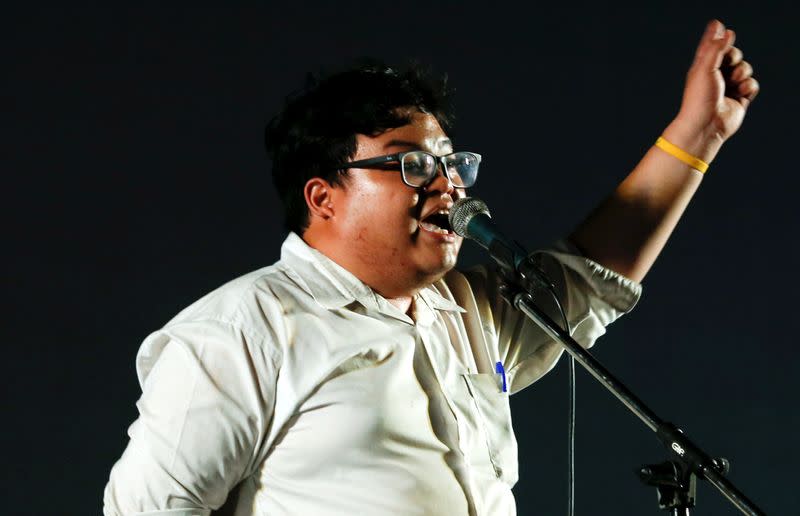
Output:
top-left (419, 211), bottom-right (453, 235)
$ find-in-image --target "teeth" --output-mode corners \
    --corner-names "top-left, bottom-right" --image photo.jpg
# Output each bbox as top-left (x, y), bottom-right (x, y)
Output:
top-left (420, 221), bottom-right (451, 234)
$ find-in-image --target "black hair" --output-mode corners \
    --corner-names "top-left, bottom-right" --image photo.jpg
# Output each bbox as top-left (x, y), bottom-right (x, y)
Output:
top-left (264, 59), bottom-right (455, 235)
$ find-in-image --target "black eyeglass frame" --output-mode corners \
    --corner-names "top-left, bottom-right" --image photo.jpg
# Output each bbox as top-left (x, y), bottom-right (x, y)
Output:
top-left (334, 151), bottom-right (482, 188)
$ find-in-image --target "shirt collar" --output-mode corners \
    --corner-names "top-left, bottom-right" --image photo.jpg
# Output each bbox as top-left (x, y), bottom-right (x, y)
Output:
top-left (280, 232), bottom-right (374, 310)
top-left (418, 287), bottom-right (467, 313)
top-left (279, 232), bottom-right (466, 315)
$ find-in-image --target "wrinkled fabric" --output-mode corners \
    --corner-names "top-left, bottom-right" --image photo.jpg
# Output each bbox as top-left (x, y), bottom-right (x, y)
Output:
top-left (104, 232), bottom-right (641, 516)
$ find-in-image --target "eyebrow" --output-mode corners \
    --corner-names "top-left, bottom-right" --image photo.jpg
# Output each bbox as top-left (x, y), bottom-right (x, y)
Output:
top-left (383, 138), bottom-right (453, 151)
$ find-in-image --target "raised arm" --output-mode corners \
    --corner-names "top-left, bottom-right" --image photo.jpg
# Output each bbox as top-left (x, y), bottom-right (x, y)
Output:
top-left (569, 19), bottom-right (760, 282)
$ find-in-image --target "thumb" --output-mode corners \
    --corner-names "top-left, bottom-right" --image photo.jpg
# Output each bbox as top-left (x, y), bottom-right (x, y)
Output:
top-left (692, 19), bottom-right (735, 71)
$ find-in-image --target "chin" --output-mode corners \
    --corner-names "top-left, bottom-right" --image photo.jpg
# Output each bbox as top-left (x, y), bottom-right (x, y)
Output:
top-left (417, 248), bottom-right (460, 283)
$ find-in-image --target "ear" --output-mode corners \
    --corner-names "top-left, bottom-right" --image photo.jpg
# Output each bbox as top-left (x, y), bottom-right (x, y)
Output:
top-left (304, 177), bottom-right (336, 220)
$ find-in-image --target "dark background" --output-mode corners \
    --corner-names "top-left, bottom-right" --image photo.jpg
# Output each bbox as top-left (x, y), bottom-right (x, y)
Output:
top-left (5, 3), bottom-right (798, 515)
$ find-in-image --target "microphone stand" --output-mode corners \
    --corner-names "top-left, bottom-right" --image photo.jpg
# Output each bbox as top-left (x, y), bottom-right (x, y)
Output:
top-left (499, 256), bottom-right (766, 516)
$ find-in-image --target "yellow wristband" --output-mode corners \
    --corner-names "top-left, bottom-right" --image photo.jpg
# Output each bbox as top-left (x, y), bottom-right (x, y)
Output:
top-left (655, 136), bottom-right (709, 173)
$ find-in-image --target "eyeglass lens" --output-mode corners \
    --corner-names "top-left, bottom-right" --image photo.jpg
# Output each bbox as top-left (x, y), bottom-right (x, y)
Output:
top-left (401, 151), bottom-right (478, 187)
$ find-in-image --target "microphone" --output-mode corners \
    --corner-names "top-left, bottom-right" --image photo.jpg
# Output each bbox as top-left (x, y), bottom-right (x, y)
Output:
top-left (449, 197), bottom-right (553, 291)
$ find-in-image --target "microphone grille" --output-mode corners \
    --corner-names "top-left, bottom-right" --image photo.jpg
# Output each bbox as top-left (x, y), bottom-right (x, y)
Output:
top-left (449, 197), bottom-right (490, 237)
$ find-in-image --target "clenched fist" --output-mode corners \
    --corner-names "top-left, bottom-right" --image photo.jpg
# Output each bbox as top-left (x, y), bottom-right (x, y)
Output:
top-left (674, 19), bottom-right (760, 160)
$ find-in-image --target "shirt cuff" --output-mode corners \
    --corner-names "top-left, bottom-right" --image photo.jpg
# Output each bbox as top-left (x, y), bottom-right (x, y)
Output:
top-left (548, 238), bottom-right (642, 314)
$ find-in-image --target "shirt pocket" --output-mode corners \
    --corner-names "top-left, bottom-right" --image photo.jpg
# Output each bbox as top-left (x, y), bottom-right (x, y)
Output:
top-left (462, 373), bottom-right (519, 486)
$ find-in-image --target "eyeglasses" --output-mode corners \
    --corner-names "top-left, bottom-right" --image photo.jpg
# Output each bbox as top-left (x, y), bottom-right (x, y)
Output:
top-left (334, 151), bottom-right (481, 188)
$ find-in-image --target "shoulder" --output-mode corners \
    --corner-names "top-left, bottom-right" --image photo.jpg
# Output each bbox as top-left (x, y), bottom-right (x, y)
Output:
top-left (174, 261), bottom-right (301, 317)
top-left (152, 259), bottom-right (318, 355)
top-left (136, 263), bottom-right (305, 386)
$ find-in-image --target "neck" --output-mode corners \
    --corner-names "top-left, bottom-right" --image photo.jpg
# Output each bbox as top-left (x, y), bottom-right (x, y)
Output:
top-left (384, 295), bottom-right (413, 314)
top-left (301, 228), bottom-right (425, 313)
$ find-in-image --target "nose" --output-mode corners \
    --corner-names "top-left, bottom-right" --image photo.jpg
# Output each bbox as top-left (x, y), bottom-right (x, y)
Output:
top-left (425, 161), bottom-right (455, 195)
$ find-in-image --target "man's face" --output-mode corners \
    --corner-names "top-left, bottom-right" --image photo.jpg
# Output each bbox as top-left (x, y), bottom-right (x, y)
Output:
top-left (329, 110), bottom-right (465, 293)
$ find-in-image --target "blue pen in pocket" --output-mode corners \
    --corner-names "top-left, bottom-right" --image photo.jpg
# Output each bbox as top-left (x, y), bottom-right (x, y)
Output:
top-left (495, 361), bottom-right (507, 393)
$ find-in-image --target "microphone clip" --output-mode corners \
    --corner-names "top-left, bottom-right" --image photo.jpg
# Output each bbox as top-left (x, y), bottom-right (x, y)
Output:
top-left (495, 243), bottom-right (555, 306)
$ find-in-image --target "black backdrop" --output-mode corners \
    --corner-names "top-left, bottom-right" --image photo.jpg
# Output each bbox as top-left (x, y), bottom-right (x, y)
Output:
top-left (5, 4), bottom-right (799, 515)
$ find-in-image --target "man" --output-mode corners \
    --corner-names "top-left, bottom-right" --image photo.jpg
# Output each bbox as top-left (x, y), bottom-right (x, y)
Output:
top-left (104, 19), bottom-right (758, 516)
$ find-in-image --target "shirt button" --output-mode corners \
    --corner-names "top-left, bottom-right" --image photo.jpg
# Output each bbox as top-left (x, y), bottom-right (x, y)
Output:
top-left (494, 465), bottom-right (503, 477)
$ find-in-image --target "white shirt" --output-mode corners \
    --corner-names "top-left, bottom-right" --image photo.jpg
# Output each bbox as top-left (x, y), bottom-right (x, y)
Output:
top-left (104, 232), bottom-right (641, 516)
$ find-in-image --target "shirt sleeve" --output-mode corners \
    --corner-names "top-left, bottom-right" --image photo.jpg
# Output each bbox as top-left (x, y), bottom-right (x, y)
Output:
top-left (460, 239), bottom-right (642, 394)
top-left (103, 318), bottom-right (280, 515)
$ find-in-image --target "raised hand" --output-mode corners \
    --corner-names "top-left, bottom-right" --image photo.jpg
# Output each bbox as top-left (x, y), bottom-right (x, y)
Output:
top-left (676, 19), bottom-right (760, 149)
